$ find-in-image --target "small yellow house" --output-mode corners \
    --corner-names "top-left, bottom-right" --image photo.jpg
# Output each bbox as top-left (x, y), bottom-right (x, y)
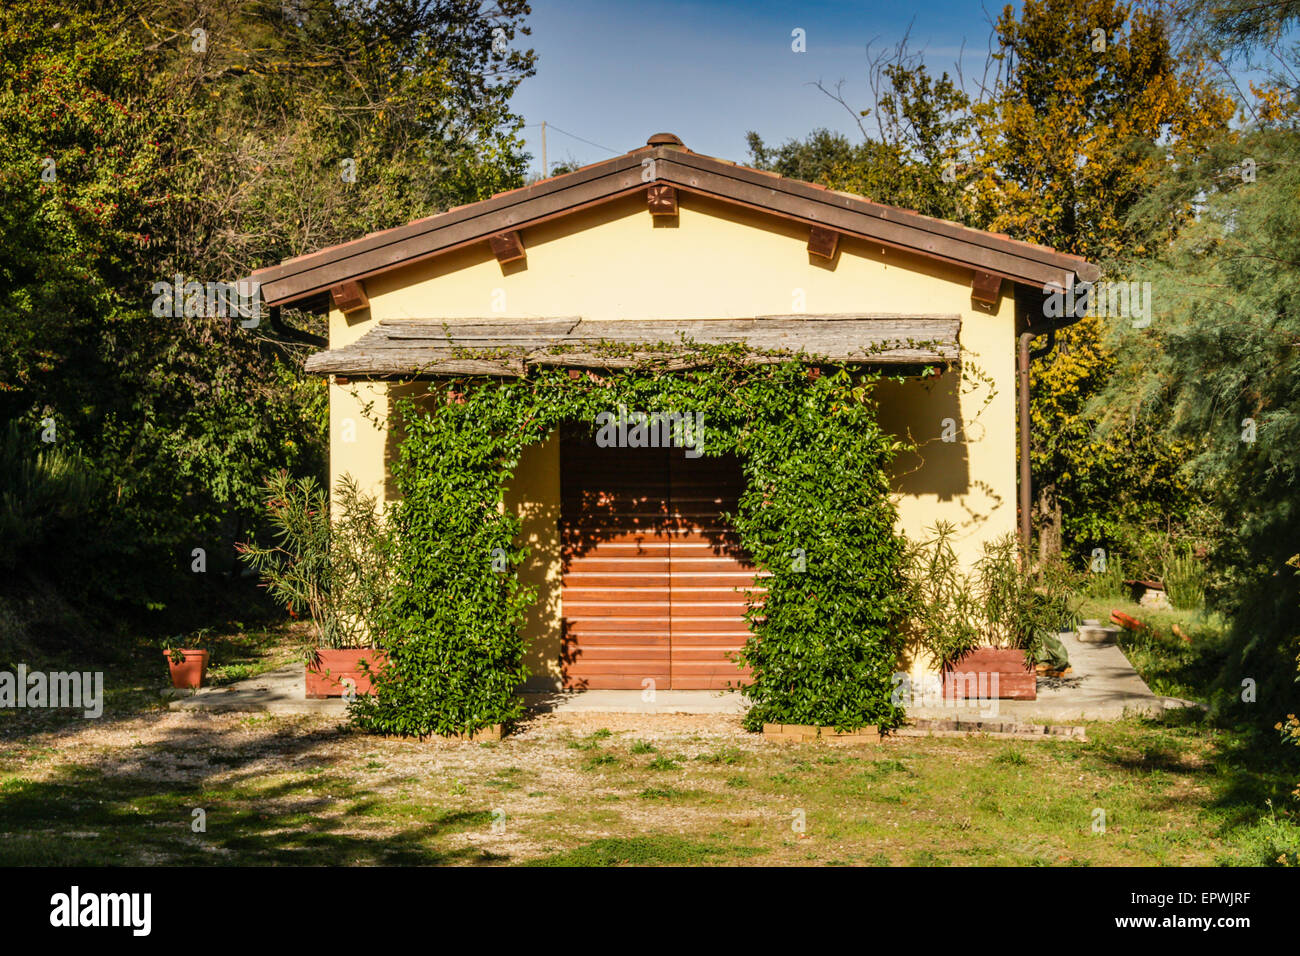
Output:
top-left (248, 133), bottom-right (1096, 694)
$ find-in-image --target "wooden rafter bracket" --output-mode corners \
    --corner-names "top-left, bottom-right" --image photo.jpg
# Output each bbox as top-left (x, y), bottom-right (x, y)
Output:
top-left (488, 230), bottom-right (526, 264)
top-left (971, 270), bottom-right (1003, 307)
top-left (807, 225), bottom-right (840, 259)
top-left (330, 279), bottom-right (369, 314)
top-left (646, 183), bottom-right (678, 216)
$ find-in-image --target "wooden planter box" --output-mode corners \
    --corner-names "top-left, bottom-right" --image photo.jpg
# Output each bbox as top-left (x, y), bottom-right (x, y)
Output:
top-left (943, 647), bottom-right (1036, 701)
top-left (762, 723), bottom-right (880, 745)
top-left (305, 648), bottom-right (386, 699)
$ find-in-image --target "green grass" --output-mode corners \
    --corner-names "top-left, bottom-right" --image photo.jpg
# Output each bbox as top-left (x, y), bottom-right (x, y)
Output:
top-left (1076, 596), bottom-right (1230, 702)
top-left (2, 618), bottom-right (1297, 867)
top-left (2, 714), bottom-right (1294, 866)
top-left (525, 836), bottom-right (756, 867)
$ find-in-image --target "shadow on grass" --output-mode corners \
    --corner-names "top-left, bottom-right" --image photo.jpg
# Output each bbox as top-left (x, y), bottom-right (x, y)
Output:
top-left (0, 717), bottom-right (505, 866)
top-left (1079, 709), bottom-right (1300, 864)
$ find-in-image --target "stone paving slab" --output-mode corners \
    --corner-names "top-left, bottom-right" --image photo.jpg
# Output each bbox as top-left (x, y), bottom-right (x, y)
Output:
top-left (165, 631), bottom-right (1195, 723)
top-left (906, 631), bottom-right (1199, 723)
top-left (520, 689), bottom-right (748, 715)
top-left (165, 664), bottom-right (346, 716)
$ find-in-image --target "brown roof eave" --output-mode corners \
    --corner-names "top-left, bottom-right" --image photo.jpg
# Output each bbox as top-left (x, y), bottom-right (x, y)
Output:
top-left (246, 142), bottom-right (1100, 307)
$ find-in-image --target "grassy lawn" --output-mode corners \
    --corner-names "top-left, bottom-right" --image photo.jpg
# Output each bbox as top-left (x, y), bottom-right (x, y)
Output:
top-left (2, 704), bottom-right (1298, 866)
top-left (1075, 595), bottom-right (1232, 703)
top-left (2, 609), bottom-right (1297, 867)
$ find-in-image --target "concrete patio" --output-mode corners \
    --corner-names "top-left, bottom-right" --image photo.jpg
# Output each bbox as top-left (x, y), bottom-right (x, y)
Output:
top-left (165, 630), bottom-right (1198, 725)
top-left (906, 631), bottom-right (1200, 724)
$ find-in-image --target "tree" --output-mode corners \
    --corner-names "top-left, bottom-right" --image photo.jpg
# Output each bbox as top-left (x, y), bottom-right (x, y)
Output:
top-left (0, 0), bottom-right (536, 642)
top-left (747, 2), bottom-right (1233, 565)
top-left (1101, 2), bottom-right (1300, 721)
top-left (748, 35), bottom-right (977, 222)
top-left (973, 0), bottom-right (1232, 562)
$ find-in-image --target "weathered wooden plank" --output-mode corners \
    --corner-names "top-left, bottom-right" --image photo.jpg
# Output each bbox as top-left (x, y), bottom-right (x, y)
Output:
top-left (305, 313), bottom-right (961, 376)
top-left (381, 317), bottom-right (582, 341)
top-left (307, 345), bottom-right (955, 375)
top-left (305, 352), bottom-right (525, 376)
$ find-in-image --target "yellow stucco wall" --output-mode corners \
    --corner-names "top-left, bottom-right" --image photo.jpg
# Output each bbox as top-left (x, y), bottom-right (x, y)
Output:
top-left (326, 191), bottom-right (1018, 687)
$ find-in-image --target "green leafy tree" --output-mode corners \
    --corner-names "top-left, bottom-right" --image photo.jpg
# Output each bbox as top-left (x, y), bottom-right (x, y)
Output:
top-left (975, 0), bottom-right (1233, 563)
top-left (1101, 80), bottom-right (1300, 720)
top-left (0, 0), bottom-right (535, 639)
top-left (747, 2), bottom-right (1233, 566)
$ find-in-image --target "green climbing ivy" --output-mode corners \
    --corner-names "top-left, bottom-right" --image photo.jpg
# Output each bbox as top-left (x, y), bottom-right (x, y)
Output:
top-left (349, 343), bottom-right (919, 737)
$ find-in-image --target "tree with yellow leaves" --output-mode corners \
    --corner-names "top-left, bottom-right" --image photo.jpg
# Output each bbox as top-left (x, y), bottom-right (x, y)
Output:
top-left (972, 0), bottom-right (1233, 563)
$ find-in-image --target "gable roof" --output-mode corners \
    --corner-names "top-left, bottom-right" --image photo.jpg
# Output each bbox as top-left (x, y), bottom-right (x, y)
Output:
top-left (247, 134), bottom-right (1099, 307)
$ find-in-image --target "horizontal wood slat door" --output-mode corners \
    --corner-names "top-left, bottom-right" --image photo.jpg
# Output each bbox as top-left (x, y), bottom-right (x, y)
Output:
top-left (560, 424), bottom-right (757, 690)
top-left (560, 430), bottom-right (671, 689)
top-left (666, 449), bottom-right (757, 689)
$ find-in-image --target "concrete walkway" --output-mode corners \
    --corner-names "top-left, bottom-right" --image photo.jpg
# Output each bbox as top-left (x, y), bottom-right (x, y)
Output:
top-left (907, 631), bottom-right (1197, 723)
top-left (165, 664), bottom-right (347, 716)
top-left (166, 668), bottom-right (745, 717)
top-left (166, 631), bottom-right (1194, 722)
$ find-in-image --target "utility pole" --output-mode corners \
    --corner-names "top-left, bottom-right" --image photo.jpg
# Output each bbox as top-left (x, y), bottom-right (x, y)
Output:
top-left (540, 120), bottom-right (547, 178)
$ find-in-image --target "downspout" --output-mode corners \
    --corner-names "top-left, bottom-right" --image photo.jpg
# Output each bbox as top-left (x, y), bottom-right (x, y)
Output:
top-left (1017, 327), bottom-right (1057, 556)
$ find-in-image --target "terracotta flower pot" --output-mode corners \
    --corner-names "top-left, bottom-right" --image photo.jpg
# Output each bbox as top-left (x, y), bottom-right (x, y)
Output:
top-left (164, 649), bottom-right (209, 689)
top-left (943, 646), bottom-right (1036, 700)
top-left (305, 648), bottom-right (387, 699)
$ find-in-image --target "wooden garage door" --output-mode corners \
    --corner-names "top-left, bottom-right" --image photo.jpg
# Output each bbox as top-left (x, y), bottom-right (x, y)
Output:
top-left (560, 426), bottom-right (758, 690)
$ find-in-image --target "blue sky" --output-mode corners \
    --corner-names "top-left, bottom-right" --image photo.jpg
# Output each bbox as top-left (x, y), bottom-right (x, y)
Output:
top-left (511, 0), bottom-right (1002, 175)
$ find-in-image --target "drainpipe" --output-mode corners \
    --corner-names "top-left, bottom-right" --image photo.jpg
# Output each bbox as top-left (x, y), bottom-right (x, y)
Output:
top-left (1018, 332), bottom-right (1033, 555)
top-left (1018, 327), bottom-right (1059, 557)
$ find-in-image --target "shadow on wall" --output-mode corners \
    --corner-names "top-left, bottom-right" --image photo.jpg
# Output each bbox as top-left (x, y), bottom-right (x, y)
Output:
top-left (505, 432), bottom-right (562, 690)
top-left (873, 371), bottom-right (969, 501)
top-left (383, 382), bottom-right (428, 503)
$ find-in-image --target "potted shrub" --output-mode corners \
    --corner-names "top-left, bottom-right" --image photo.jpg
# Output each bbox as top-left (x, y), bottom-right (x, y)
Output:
top-left (163, 631), bottom-right (211, 689)
top-left (238, 472), bottom-right (393, 700)
top-left (906, 526), bottom-right (1080, 702)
